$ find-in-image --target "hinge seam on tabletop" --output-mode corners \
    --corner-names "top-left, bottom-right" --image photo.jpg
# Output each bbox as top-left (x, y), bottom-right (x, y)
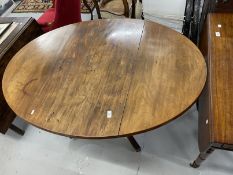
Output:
top-left (117, 21), bottom-right (145, 135)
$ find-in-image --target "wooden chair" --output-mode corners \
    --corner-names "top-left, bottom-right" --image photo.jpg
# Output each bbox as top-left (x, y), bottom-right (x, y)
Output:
top-left (37, 0), bottom-right (82, 32)
top-left (183, 0), bottom-right (201, 44)
top-left (92, 0), bottom-right (137, 19)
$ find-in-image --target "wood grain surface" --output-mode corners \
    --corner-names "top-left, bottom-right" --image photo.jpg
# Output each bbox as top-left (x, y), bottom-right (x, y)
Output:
top-left (190, 13), bottom-right (233, 168)
top-left (208, 14), bottom-right (233, 144)
top-left (2, 19), bottom-right (206, 138)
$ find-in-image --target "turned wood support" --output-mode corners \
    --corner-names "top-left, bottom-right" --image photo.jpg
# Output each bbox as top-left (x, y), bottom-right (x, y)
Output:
top-left (127, 136), bottom-right (141, 152)
top-left (183, 0), bottom-right (194, 37)
top-left (9, 124), bottom-right (25, 136)
top-left (131, 0), bottom-right (136, 18)
top-left (190, 147), bottom-right (215, 168)
top-left (93, 0), bottom-right (102, 19)
top-left (83, 0), bottom-right (94, 20)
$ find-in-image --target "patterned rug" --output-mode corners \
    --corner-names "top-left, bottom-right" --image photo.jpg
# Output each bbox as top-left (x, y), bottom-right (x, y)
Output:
top-left (13, 0), bottom-right (95, 13)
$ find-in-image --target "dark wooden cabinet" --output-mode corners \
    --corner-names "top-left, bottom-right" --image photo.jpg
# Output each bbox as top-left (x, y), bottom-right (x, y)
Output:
top-left (191, 13), bottom-right (233, 168)
top-left (0, 17), bottom-right (43, 134)
top-left (183, 0), bottom-right (233, 44)
top-left (200, 0), bottom-right (233, 32)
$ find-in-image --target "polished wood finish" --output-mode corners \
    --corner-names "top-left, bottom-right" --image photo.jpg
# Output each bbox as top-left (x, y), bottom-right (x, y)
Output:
top-left (191, 13), bottom-right (233, 168)
top-left (0, 17), bottom-right (43, 134)
top-left (2, 19), bottom-right (206, 139)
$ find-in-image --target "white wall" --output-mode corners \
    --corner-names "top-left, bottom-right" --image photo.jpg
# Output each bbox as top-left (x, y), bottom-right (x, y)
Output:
top-left (143, 0), bottom-right (187, 32)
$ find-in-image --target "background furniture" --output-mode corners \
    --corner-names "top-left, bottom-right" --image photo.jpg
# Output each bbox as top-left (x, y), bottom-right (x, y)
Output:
top-left (37, 0), bottom-right (82, 32)
top-left (183, 0), bottom-right (233, 44)
top-left (190, 13), bottom-right (233, 168)
top-left (92, 0), bottom-right (137, 19)
top-left (2, 20), bottom-right (206, 150)
top-left (0, 17), bottom-right (43, 135)
top-left (199, 0), bottom-right (233, 37)
top-left (183, 0), bottom-right (201, 43)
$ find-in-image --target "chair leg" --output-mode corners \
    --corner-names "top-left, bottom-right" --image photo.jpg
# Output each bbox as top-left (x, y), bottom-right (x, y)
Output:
top-left (83, 0), bottom-right (94, 20)
top-left (182, 0), bottom-right (194, 38)
top-left (196, 100), bottom-right (199, 111)
top-left (9, 124), bottom-right (25, 136)
top-left (127, 136), bottom-right (141, 152)
top-left (190, 147), bottom-right (214, 168)
top-left (122, 0), bottom-right (129, 17)
top-left (190, 0), bottom-right (201, 44)
top-left (141, 11), bottom-right (144, 20)
top-left (131, 0), bottom-right (136, 18)
top-left (93, 0), bottom-right (102, 19)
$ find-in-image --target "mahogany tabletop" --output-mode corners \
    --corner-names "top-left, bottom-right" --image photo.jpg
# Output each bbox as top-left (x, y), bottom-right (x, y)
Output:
top-left (2, 19), bottom-right (207, 138)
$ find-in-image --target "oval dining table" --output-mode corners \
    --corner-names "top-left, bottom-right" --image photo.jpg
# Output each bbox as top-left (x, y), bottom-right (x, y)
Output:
top-left (2, 19), bottom-right (207, 152)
